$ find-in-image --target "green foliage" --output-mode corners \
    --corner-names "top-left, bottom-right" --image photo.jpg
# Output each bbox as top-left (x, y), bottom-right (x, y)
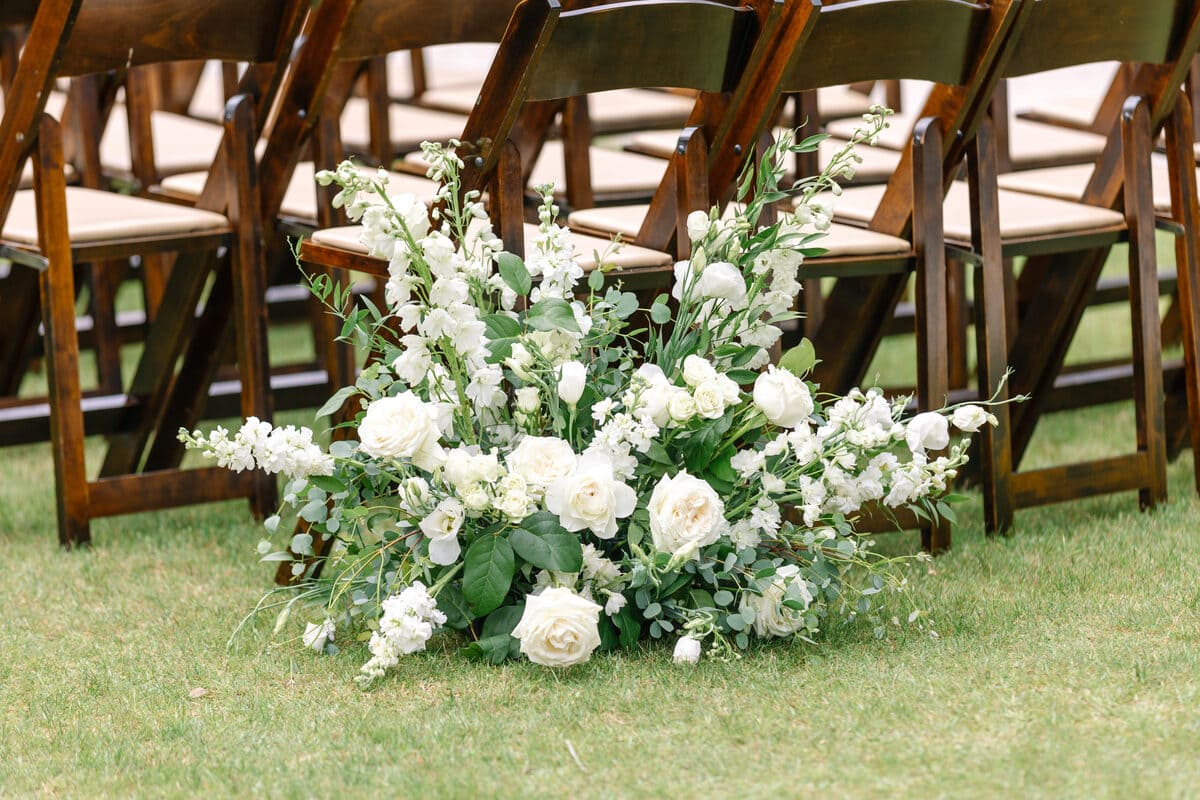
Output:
top-left (463, 535), bottom-right (516, 616)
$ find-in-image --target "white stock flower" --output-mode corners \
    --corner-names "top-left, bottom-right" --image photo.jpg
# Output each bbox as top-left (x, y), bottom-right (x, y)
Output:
top-left (511, 587), bottom-right (603, 667)
top-left (647, 471), bottom-right (726, 559)
top-left (951, 405), bottom-right (996, 433)
top-left (356, 393), bottom-right (445, 470)
top-left (545, 453), bottom-right (636, 539)
top-left (506, 436), bottom-right (578, 495)
top-left (740, 565), bottom-right (812, 638)
top-left (302, 619), bottom-right (335, 652)
top-left (753, 366), bottom-right (815, 428)
top-left (420, 497), bottom-right (465, 565)
top-left (604, 592), bottom-right (627, 616)
top-left (905, 412), bottom-right (950, 454)
top-left (556, 361), bottom-right (586, 406)
top-left (672, 635), bottom-right (702, 664)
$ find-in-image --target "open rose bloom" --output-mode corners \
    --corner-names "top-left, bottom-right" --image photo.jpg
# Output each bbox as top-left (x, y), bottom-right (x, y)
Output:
top-left (183, 115), bottom-right (1000, 681)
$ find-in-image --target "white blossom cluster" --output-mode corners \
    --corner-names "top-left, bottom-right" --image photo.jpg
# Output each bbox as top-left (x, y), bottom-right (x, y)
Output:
top-left (359, 581), bottom-right (447, 682)
top-left (182, 417), bottom-right (333, 481)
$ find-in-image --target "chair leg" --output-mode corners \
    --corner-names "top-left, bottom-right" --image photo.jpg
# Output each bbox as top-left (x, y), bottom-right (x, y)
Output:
top-left (1121, 98), bottom-right (1168, 509)
top-left (32, 114), bottom-right (91, 547)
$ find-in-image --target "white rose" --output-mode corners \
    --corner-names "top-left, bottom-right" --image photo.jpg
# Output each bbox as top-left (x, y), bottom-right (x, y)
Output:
top-left (420, 497), bottom-right (465, 565)
top-left (905, 412), bottom-right (950, 454)
top-left (632, 364), bottom-right (672, 427)
top-left (545, 453), bottom-right (636, 539)
top-left (648, 471), bottom-right (726, 558)
top-left (357, 392), bottom-right (445, 470)
top-left (444, 448), bottom-right (503, 490)
top-left (951, 404), bottom-right (996, 433)
top-left (681, 355), bottom-right (718, 388)
top-left (515, 387), bottom-right (540, 414)
top-left (666, 389), bottom-right (697, 424)
top-left (740, 565), bottom-right (811, 638)
top-left (694, 261), bottom-right (747, 310)
top-left (507, 436), bottom-right (578, 494)
top-left (692, 379), bottom-right (730, 420)
top-left (302, 619), bottom-right (335, 652)
top-left (672, 635), bottom-right (702, 664)
top-left (753, 366), bottom-right (814, 428)
top-left (511, 587), bottom-right (602, 667)
top-left (556, 361), bottom-right (586, 406)
top-left (686, 210), bottom-right (711, 243)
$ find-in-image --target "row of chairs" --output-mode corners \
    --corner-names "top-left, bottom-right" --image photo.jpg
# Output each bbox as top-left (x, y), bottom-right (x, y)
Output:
top-left (1, 0), bottom-right (1198, 557)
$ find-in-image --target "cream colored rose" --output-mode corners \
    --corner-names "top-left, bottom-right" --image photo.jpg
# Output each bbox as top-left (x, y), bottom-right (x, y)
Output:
top-left (648, 471), bottom-right (726, 558)
top-left (753, 366), bottom-right (814, 428)
top-left (667, 388), bottom-right (697, 424)
top-left (681, 355), bottom-right (718, 388)
top-left (506, 436), bottom-right (578, 494)
top-left (357, 392), bottom-right (445, 470)
top-left (739, 564), bottom-right (812, 638)
top-left (545, 453), bottom-right (636, 539)
top-left (511, 587), bottom-right (602, 667)
top-left (692, 376), bottom-right (739, 420)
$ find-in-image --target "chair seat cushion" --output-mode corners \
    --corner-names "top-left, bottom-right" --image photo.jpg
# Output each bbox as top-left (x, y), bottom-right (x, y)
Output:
top-left (996, 154), bottom-right (1175, 213)
top-left (160, 163), bottom-right (439, 222)
top-left (405, 141), bottom-right (668, 197)
top-left (340, 97), bottom-right (470, 155)
top-left (827, 114), bottom-right (1107, 168)
top-left (568, 204), bottom-right (909, 257)
top-left (814, 85), bottom-right (879, 121)
top-left (420, 87), bottom-right (697, 132)
top-left (828, 181), bottom-right (1126, 242)
top-left (624, 128), bottom-right (900, 184)
top-left (100, 108), bottom-right (226, 176)
top-left (2, 187), bottom-right (229, 245)
top-left (310, 222), bottom-right (672, 271)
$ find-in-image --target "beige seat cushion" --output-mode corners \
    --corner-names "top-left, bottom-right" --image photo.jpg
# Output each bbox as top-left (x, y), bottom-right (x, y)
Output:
top-left (100, 108), bottom-right (226, 176)
top-left (310, 222), bottom-right (671, 271)
top-left (828, 181), bottom-right (1125, 242)
top-left (827, 114), bottom-right (1107, 168)
top-left (998, 154), bottom-right (1191, 215)
top-left (814, 85), bottom-right (879, 121)
top-left (160, 163), bottom-right (439, 222)
top-left (340, 97), bottom-right (470, 155)
top-left (568, 204), bottom-right (909, 258)
top-left (405, 140), bottom-right (668, 197)
top-left (624, 128), bottom-right (900, 184)
top-left (2, 186), bottom-right (229, 245)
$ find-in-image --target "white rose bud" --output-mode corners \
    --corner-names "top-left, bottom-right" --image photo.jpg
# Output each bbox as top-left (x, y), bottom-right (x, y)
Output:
top-left (681, 355), bottom-right (718, 388)
top-left (692, 379), bottom-right (731, 420)
top-left (667, 388), bottom-right (697, 424)
top-left (648, 470), bottom-right (726, 559)
top-left (556, 361), bottom-right (586, 406)
top-left (950, 404), bottom-right (996, 433)
top-left (693, 261), bottom-right (748, 310)
top-left (357, 392), bottom-right (445, 470)
top-left (515, 386), bottom-right (541, 414)
top-left (905, 412), bottom-right (951, 454)
top-left (753, 366), bottom-right (814, 428)
top-left (686, 209), bottom-right (711, 243)
top-left (511, 587), bottom-right (603, 667)
top-left (672, 635), bottom-right (702, 664)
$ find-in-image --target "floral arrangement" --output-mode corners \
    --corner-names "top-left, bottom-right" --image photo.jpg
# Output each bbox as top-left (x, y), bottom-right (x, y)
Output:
top-left (183, 107), bottom-right (998, 682)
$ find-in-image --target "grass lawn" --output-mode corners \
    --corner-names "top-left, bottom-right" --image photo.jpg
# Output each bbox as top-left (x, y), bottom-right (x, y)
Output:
top-left (2, 252), bottom-right (1199, 797)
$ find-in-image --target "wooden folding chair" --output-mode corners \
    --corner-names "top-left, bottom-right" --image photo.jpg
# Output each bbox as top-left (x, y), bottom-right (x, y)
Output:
top-left (0, 0), bottom-right (327, 547)
top-left (831, 0), bottom-right (1200, 529)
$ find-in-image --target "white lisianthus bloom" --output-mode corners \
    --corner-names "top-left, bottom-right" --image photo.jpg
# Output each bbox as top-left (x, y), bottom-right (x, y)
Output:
top-left (544, 453), bottom-right (637, 539)
top-left (694, 261), bottom-right (748, 311)
top-left (302, 619), bottom-right (335, 652)
top-left (951, 404), bottom-right (997, 433)
top-left (511, 587), bottom-right (603, 667)
top-left (515, 386), bottom-right (541, 414)
top-left (681, 355), bottom-right (719, 388)
top-left (420, 497), bottom-right (465, 565)
top-left (672, 635), bottom-right (702, 664)
top-left (666, 388), bottom-right (698, 424)
top-left (604, 592), bottom-right (627, 616)
top-left (753, 366), bottom-right (815, 428)
top-left (740, 564), bottom-right (812, 638)
top-left (506, 436), bottom-right (577, 495)
top-left (357, 392), bottom-right (445, 470)
top-left (647, 471), bottom-right (726, 558)
top-left (397, 476), bottom-right (431, 514)
top-left (686, 209), bottom-right (711, 243)
top-left (556, 361), bottom-right (586, 406)
top-left (632, 364), bottom-right (672, 427)
top-left (905, 412), bottom-right (951, 454)
top-left (505, 342), bottom-right (535, 380)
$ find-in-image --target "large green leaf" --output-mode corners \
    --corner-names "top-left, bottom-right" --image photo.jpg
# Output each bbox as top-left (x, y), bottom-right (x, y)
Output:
top-left (463, 535), bottom-right (515, 616)
top-left (497, 252), bottom-right (532, 297)
top-left (509, 513), bottom-right (583, 572)
top-left (779, 338), bottom-right (817, 377)
top-left (525, 298), bottom-right (581, 333)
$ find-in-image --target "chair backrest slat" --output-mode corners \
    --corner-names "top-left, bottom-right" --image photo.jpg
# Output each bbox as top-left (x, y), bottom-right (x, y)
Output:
top-left (339, 0), bottom-right (517, 60)
top-left (1004, 0), bottom-right (1192, 77)
top-left (780, 0), bottom-right (993, 89)
top-left (57, 0), bottom-right (306, 75)
top-left (525, 0), bottom-right (758, 99)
